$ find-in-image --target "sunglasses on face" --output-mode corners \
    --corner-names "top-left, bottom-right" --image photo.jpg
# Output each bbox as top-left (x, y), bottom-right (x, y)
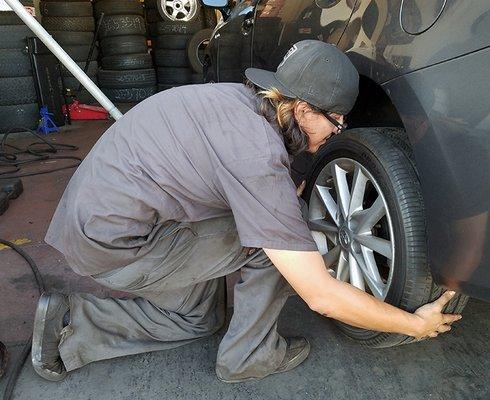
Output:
top-left (322, 112), bottom-right (348, 134)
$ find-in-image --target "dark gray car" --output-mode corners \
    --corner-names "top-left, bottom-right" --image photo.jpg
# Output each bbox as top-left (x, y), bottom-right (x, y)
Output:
top-left (202, 0), bottom-right (489, 347)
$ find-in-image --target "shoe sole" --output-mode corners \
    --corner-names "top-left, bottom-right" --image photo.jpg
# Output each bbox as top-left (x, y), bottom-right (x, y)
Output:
top-left (217, 339), bottom-right (311, 384)
top-left (31, 293), bottom-right (67, 382)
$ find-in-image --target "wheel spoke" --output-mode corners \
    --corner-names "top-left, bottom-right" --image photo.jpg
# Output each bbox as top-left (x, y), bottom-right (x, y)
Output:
top-left (323, 245), bottom-right (341, 268)
top-left (336, 251), bottom-right (349, 281)
top-left (314, 184), bottom-right (339, 226)
top-left (348, 166), bottom-right (368, 217)
top-left (172, 8), bottom-right (180, 18)
top-left (348, 252), bottom-right (365, 290)
top-left (351, 249), bottom-right (385, 298)
top-left (308, 219), bottom-right (337, 243)
top-left (353, 195), bottom-right (385, 234)
top-left (166, 1), bottom-right (175, 7)
top-left (355, 234), bottom-right (392, 259)
top-left (332, 163), bottom-right (350, 221)
top-left (308, 219), bottom-right (338, 234)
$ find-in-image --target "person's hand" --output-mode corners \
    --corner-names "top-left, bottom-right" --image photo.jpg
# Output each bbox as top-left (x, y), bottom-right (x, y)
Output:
top-left (412, 291), bottom-right (462, 340)
top-left (296, 180), bottom-right (306, 197)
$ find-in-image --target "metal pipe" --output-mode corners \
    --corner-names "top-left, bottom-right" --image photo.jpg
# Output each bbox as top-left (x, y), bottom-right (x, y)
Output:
top-left (4, 0), bottom-right (123, 120)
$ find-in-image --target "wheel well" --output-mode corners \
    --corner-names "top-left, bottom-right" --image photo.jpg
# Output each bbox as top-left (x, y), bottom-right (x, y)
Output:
top-left (347, 75), bottom-right (404, 130)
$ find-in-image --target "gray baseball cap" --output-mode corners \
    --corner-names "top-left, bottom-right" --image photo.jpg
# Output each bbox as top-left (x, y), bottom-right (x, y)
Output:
top-left (245, 40), bottom-right (359, 115)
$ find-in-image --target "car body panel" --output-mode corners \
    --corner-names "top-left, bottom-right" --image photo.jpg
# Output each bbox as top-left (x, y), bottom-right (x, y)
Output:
top-left (382, 48), bottom-right (490, 300)
top-left (203, 0), bottom-right (490, 300)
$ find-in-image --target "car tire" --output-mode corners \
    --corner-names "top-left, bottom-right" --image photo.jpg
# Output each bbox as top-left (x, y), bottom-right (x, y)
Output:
top-left (100, 53), bottom-right (152, 70)
top-left (0, 11), bottom-right (24, 25)
top-left (61, 61), bottom-right (98, 77)
top-left (100, 35), bottom-right (148, 56)
top-left (149, 19), bottom-right (203, 36)
top-left (157, 0), bottom-right (202, 23)
top-left (219, 69), bottom-right (244, 82)
top-left (154, 49), bottom-right (188, 67)
top-left (154, 34), bottom-right (192, 50)
top-left (156, 67), bottom-right (192, 84)
top-left (42, 16), bottom-right (95, 32)
top-left (0, 76), bottom-right (37, 106)
top-left (40, 1), bottom-right (93, 17)
top-left (146, 8), bottom-right (162, 24)
top-left (99, 15), bottom-right (146, 38)
top-left (61, 76), bottom-right (97, 91)
top-left (157, 83), bottom-right (180, 91)
top-left (101, 86), bottom-right (156, 103)
top-left (0, 103), bottom-right (39, 133)
top-left (0, 25), bottom-right (33, 49)
top-left (0, 49), bottom-right (32, 77)
top-left (97, 68), bottom-right (157, 88)
top-left (63, 45), bottom-right (99, 61)
top-left (94, 0), bottom-right (144, 19)
top-left (49, 31), bottom-right (94, 45)
top-left (304, 127), bottom-right (469, 348)
top-left (187, 28), bottom-right (212, 74)
top-left (191, 73), bottom-right (203, 84)
top-left (203, 8), bottom-right (217, 28)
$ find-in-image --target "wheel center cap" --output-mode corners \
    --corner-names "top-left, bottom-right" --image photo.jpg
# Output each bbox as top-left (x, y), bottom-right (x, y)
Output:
top-left (339, 227), bottom-right (351, 248)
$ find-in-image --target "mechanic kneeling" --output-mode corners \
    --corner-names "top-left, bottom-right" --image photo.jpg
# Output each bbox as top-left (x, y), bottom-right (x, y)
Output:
top-left (32, 41), bottom-right (462, 383)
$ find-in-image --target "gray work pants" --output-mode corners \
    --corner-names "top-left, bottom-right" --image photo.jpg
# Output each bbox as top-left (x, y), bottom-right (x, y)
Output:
top-left (58, 215), bottom-right (291, 381)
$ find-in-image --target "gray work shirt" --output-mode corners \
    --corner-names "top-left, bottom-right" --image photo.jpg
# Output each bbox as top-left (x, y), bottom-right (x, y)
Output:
top-left (46, 83), bottom-right (317, 276)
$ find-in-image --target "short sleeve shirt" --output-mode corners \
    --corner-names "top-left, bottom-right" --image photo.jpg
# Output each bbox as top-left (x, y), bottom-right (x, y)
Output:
top-left (46, 83), bottom-right (317, 276)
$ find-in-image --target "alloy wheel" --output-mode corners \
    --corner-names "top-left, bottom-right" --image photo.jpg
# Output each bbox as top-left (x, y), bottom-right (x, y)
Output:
top-left (158, 0), bottom-right (198, 22)
top-left (308, 158), bottom-right (395, 300)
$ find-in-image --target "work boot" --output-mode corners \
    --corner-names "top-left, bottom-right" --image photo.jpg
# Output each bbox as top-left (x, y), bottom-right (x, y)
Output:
top-left (31, 293), bottom-right (70, 381)
top-left (217, 337), bottom-right (310, 383)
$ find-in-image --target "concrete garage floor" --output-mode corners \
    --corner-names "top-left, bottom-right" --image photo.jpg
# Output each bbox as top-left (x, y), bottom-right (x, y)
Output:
top-left (0, 120), bottom-right (489, 400)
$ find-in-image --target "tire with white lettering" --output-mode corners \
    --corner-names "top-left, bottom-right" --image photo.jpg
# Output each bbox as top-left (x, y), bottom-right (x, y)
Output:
top-left (101, 86), bottom-right (156, 103)
top-left (101, 53), bottom-right (153, 70)
top-left (98, 15), bottom-right (146, 38)
top-left (304, 128), bottom-right (469, 347)
top-left (97, 69), bottom-right (156, 88)
top-left (149, 19), bottom-right (203, 36)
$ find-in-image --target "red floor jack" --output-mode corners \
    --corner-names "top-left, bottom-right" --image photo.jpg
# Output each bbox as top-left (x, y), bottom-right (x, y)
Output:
top-left (62, 100), bottom-right (109, 121)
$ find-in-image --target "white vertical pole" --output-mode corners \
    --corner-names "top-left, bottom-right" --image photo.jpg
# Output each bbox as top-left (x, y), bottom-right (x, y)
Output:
top-left (3, 0), bottom-right (123, 120)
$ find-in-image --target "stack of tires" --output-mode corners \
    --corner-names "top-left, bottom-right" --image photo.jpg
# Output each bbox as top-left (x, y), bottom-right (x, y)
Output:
top-left (40, 0), bottom-right (99, 104)
top-left (0, 9), bottom-right (39, 133)
top-left (145, 0), bottom-right (216, 91)
top-left (95, 0), bottom-right (156, 103)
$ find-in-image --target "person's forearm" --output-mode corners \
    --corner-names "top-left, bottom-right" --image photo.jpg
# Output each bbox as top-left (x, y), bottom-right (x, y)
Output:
top-left (264, 248), bottom-right (423, 337)
top-left (318, 277), bottom-right (421, 336)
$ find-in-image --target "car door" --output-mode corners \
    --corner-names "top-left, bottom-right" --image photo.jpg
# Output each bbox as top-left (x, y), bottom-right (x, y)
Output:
top-left (252, 0), bottom-right (359, 71)
top-left (216, 0), bottom-right (258, 82)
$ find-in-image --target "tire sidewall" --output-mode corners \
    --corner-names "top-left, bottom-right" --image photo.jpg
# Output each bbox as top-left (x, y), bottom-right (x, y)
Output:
top-left (304, 128), bottom-right (430, 345)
